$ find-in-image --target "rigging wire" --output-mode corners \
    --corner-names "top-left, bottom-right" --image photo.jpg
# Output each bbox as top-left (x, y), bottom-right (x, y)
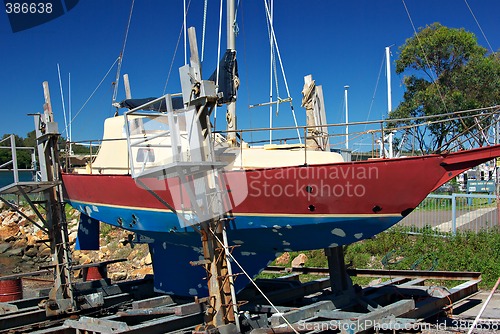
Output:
top-left (112, 0), bottom-right (135, 104)
top-left (201, 0), bottom-right (208, 62)
top-left (57, 63), bottom-right (68, 140)
top-left (69, 57), bottom-right (120, 127)
top-left (354, 51), bottom-right (386, 155)
top-left (463, 0), bottom-right (495, 54)
top-left (262, 0), bottom-right (301, 144)
top-left (162, 0), bottom-right (192, 95)
top-left (401, 0), bottom-right (448, 113)
top-left (238, 1), bottom-right (253, 144)
top-left (208, 228), bottom-right (300, 334)
top-left (365, 51), bottom-right (386, 127)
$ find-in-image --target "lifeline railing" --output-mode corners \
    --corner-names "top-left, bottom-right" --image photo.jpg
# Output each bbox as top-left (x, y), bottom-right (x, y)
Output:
top-left (0, 134), bottom-right (37, 182)
top-left (62, 101), bottom-right (500, 173)
top-left (399, 193), bottom-right (499, 235)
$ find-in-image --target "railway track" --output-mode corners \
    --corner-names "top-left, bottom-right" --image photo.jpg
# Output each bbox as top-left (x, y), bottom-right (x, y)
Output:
top-left (0, 268), bottom-right (484, 333)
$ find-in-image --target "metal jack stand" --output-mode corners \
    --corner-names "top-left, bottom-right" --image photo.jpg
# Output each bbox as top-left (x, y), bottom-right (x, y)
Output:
top-left (324, 246), bottom-right (353, 295)
top-left (124, 27), bottom-right (240, 334)
top-left (33, 82), bottom-right (76, 316)
top-left (0, 82), bottom-right (76, 316)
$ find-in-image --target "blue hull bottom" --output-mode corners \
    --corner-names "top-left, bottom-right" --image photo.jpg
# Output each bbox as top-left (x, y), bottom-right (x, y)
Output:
top-left (71, 200), bottom-right (400, 296)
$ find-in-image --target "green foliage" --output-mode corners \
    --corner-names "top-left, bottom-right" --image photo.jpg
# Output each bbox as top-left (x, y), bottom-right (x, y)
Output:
top-left (0, 130), bottom-right (91, 170)
top-left (390, 23), bottom-right (500, 153)
top-left (100, 222), bottom-right (114, 243)
top-left (0, 132), bottom-right (36, 169)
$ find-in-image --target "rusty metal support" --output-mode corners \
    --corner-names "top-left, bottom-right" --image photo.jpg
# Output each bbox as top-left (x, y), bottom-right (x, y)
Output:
top-left (200, 221), bottom-right (235, 328)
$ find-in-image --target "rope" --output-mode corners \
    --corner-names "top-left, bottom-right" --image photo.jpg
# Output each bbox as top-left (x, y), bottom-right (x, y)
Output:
top-left (401, 0), bottom-right (448, 113)
top-left (262, 0), bottom-right (301, 144)
top-left (162, 0), bottom-right (192, 95)
top-left (69, 57), bottom-right (120, 127)
top-left (464, 0), bottom-right (495, 54)
top-left (366, 52), bottom-right (386, 127)
top-left (57, 64), bottom-right (68, 139)
top-left (209, 228), bottom-right (300, 334)
top-left (112, 0), bottom-right (135, 104)
top-left (201, 0), bottom-right (208, 62)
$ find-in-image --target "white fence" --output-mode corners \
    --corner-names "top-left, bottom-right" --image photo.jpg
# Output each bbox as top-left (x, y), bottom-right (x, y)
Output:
top-left (399, 193), bottom-right (499, 234)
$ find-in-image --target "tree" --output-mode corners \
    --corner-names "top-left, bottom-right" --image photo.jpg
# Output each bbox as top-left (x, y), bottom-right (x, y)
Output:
top-left (390, 23), bottom-right (500, 153)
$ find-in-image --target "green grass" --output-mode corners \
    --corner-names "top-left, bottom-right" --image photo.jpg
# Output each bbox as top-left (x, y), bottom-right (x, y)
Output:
top-left (262, 227), bottom-right (500, 289)
top-left (418, 195), bottom-right (496, 211)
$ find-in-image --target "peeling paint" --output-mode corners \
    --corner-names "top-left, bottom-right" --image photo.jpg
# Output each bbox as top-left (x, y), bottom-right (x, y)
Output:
top-left (241, 251), bottom-right (257, 256)
top-left (329, 243), bottom-right (339, 247)
top-left (282, 241), bottom-right (290, 246)
top-left (278, 233), bottom-right (283, 236)
top-left (286, 225), bottom-right (292, 229)
top-left (284, 248), bottom-right (293, 252)
top-left (162, 242), bottom-right (167, 250)
top-left (233, 240), bottom-right (244, 245)
top-left (272, 225), bottom-right (281, 229)
top-left (354, 233), bottom-right (363, 239)
top-left (331, 228), bottom-right (346, 237)
top-left (92, 205), bottom-right (99, 212)
top-left (272, 229), bottom-right (278, 233)
top-left (189, 288), bottom-right (198, 295)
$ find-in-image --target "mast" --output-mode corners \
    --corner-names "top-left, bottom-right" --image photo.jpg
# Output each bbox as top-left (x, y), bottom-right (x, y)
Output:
top-left (344, 85), bottom-right (349, 150)
top-left (226, 0), bottom-right (237, 145)
top-left (269, 0), bottom-right (274, 144)
top-left (386, 45), bottom-right (394, 158)
top-left (385, 46), bottom-right (392, 114)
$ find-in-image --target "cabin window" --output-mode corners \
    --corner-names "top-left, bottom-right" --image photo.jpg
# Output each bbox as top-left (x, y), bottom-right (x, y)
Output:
top-left (136, 148), bottom-right (155, 163)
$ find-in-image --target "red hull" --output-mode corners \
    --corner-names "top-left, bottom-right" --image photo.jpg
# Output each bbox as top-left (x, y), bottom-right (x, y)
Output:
top-left (62, 145), bottom-right (500, 217)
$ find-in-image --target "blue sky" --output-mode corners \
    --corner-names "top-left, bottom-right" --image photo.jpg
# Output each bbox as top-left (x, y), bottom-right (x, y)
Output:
top-left (1, 0), bottom-right (499, 150)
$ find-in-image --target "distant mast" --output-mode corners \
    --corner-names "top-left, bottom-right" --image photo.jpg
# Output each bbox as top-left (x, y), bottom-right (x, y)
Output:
top-left (344, 85), bottom-right (349, 150)
top-left (386, 45), bottom-right (393, 158)
top-left (385, 46), bottom-right (392, 114)
top-left (226, 0), bottom-right (237, 145)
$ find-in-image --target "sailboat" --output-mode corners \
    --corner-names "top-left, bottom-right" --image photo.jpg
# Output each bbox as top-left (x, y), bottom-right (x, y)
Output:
top-left (61, 1), bottom-right (500, 297)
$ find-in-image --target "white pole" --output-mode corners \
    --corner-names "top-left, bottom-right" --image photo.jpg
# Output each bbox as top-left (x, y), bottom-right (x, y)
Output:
top-left (269, 0), bottom-right (273, 144)
top-left (344, 85), bottom-right (349, 150)
top-left (385, 46), bottom-right (392, 113)
top-left (183, 0), bottom-right (187, 65)
top-left (386, 46), bottom-right (393, 158)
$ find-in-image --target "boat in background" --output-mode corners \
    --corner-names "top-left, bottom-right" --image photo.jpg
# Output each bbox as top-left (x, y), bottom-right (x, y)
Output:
top-left (61, 1), bottom-right (500, 297)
